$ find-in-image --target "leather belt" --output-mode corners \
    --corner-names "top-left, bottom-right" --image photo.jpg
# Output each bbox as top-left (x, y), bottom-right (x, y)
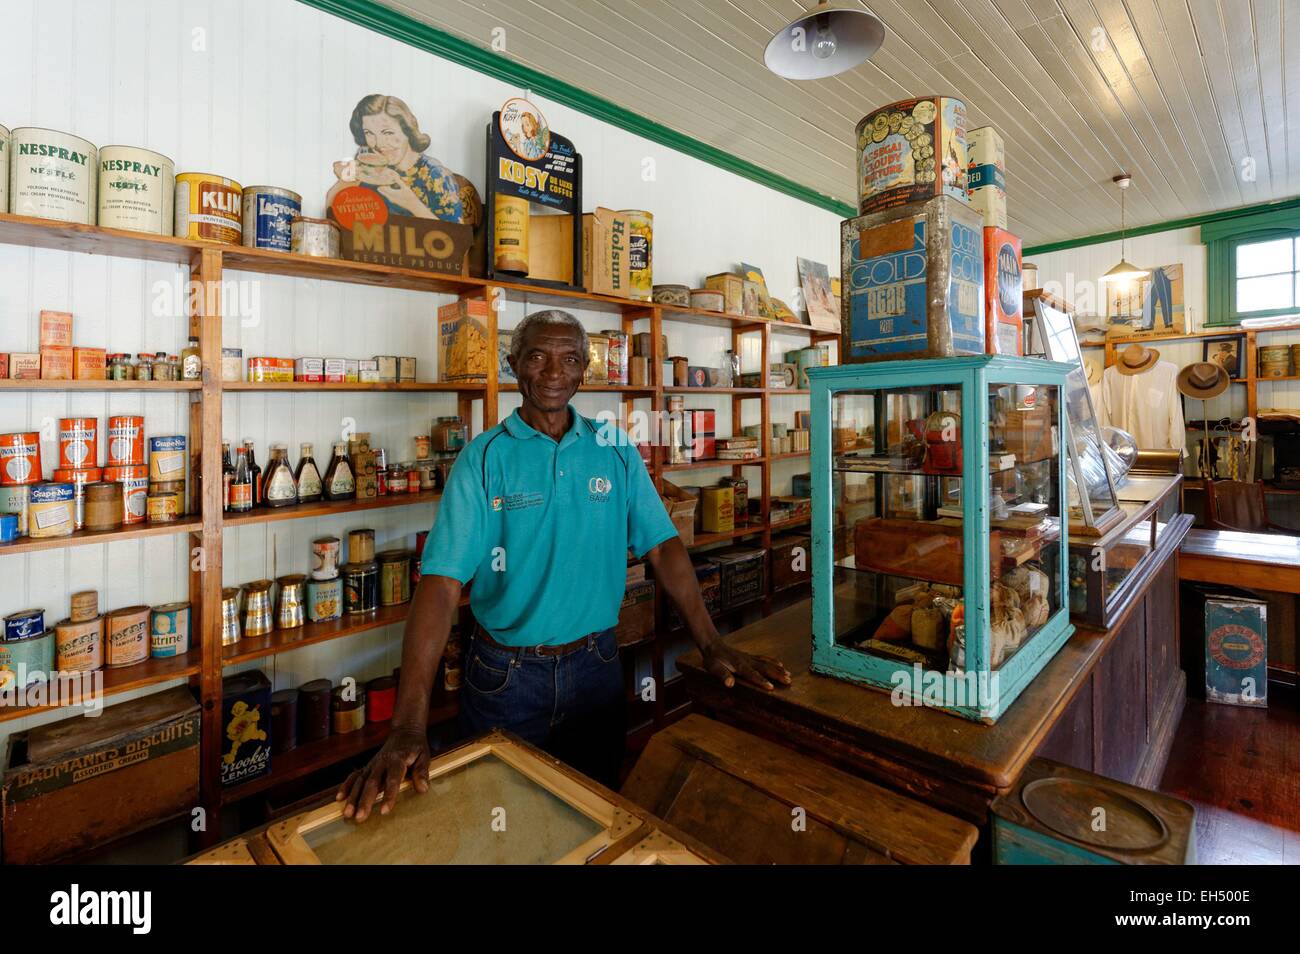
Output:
top-left (475, 624), bottom-right (593, 657)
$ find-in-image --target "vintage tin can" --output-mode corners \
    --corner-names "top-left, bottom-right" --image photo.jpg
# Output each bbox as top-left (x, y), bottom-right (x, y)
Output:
top-left (604, 330), bottom-right (629, 385)
top-left (0, 514), bottom-right (16, 542)
top-left (342, 561), bottom-right (379, 614)
top-left (104, 605), bottom-right (150, 668)
top-left (306, 576), bottom-right (342, 623)
top-left (220, 347), bottom-right (243, 382)
top-left (840, 195), bottom-right (985, 362)
top-left (856, 97), bottom-right (968, 215)
top-left (270, 688), bottom-right (298, 755)
top-left (984, 227), bottom-right (1023, 356)
top-left (52, 466), bottom-right (101, 530)
top-left (8, 127), bottom-right (97, 224)
top-left (69, 589), bottom-right (98, 623)
top-left (103, 465), bottom-right (148, 525)
top-left (331, 685), bottom-right (366, 735)
top-left (0, 484), bottom-right (29, 536)
top-left (966, 126), bottom-right (1006, 230)
top-left (619, 210), bottom-right (653, 300)
top-left (311, 535), bottom-right (341, 580)
top-left (242, 580), bottom-right (273, 637)
top-left (220, 586), bottom-right (241, 645)
top-left (298, 678), bottom-right (332, 743)
top-left (0, 432), bottom-right (42, 486)
top-left (0, 631), bottom-right (54, 687)
top-left (241, 185), bottom-right (301, 251)
top-left (378, 550), bottom-right (412, 606)
top-left (3, 609), bottom-right (44, 642)
top-left (1204, 593), bottom-right (1268, 707)
top-left (147, 435), bottom-right (186, 482)
top-left (174, 172), bottom-right (242, 244)
top-left (146, 490), bottom-right (181, 523)
top-left (97, 145), bottom-right (175, 234)
top-left (106, 415), bottom-right (145, 466)
top-left (55, 616), bottom-right (102, 672)
top-left (149, 601), bottom-right (191, 657)
top-left (220, 671), bottom-right (271, 786)
top-left (275, 574), bottom-right (306, 629)
top-left (366, 676), bottom-right (396, 723)
top-left (57, 417), bottom-right (97, 470)
top-left (28, 482), bottom-right (74, 538)
top-left (0, 123), bottom-right (9, 213)
top-left (653, 284), bottom-right (690, 307)
top-left (347, 528), bottom-right (375, 564)
top-left (83, 480), bottom-right (123, 531)
top-left (290, 216), bottom-right (340, 258)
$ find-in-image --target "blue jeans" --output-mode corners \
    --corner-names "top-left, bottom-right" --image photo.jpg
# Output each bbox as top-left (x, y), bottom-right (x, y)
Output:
top-left (457, 627), bottom-right (626, 788)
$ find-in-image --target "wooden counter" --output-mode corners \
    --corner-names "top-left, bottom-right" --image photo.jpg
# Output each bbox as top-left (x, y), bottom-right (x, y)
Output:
top-left (677, 519), bottom-right (1189, 828)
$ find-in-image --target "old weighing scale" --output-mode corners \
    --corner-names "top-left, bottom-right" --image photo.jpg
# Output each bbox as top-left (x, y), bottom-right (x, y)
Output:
top-left (257, 731), bottom-right (718, 866)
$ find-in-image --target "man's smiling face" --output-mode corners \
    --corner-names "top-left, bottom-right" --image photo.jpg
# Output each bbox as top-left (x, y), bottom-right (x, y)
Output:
top-left (508, 321), bottom-right (587, 414)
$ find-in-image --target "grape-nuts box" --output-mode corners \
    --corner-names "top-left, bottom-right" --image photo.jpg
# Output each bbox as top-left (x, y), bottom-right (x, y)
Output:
top-left (220, 670), bottom-right (272, 786)
top-left (840, 194), bottom-right (985, 361)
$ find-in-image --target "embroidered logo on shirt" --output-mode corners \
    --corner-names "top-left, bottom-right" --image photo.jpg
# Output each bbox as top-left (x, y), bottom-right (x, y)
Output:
top-left (500, 491), bottom-right (544, 511)
top-left (491, 496), bottom-right (503, 511)
top-left (588, 476), bottom-right (612, 502)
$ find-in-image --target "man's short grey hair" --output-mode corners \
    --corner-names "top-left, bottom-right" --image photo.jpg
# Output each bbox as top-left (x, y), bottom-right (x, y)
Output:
top-left (509, 309), bottom-right (590, 364)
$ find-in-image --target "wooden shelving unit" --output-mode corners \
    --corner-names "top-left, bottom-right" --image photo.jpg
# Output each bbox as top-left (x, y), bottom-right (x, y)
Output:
top-left (0, 650), bottom-right (201, 723)
top-left (0, 210), bottom-right (825, 843)
top-left (0, 517), bottom-right (203, 555)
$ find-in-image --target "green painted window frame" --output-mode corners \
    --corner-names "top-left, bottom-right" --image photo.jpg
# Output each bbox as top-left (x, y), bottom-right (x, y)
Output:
top-left (1202, 208), bottom-right (1300, 327)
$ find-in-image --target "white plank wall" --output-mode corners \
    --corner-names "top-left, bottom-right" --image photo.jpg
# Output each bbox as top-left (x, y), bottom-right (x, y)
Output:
top-left (0, 0), bottom-right (840, 747)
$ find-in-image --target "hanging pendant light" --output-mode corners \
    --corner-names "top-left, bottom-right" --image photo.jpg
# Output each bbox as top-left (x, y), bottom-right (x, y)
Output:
top-left (764, 2), bottom-right (886, 80)
top-left (1099, 174), bottom-right (1149, 284)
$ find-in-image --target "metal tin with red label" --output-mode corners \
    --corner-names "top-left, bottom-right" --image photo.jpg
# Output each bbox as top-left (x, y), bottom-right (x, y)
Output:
top-left (174, 172), bottom-right (242, 244)
top-left (52, 466), bottom-right (102, 530)
top-left (104, 464), bottom-right (148, 525)
top-left (58, 417), bottom-right (98, 469)
top-left (0, 432), bottom-right (41, 486)
top-left (106, 415), bottom-right (144, 466)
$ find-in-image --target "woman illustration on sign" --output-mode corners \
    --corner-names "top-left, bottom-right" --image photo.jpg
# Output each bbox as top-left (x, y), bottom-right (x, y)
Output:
top-left (330, 94), bottom-right (465, 222)
top-left (507, 111), bottom-right (549, 160)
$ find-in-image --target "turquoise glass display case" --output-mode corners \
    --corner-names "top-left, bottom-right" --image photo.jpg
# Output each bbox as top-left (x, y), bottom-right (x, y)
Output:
top-left (809, 356), bottom-right (1075, 723)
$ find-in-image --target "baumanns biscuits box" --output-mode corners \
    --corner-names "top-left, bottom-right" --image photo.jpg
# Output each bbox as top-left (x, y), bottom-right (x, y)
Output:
top-left (2, 687), bottom-right (200, 864)
top-left (840, 194), bottom-right (985, 361)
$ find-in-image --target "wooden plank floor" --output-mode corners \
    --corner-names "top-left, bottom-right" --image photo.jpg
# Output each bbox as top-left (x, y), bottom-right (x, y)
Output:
top-left (1159, 685), bottom-right (1300, 864)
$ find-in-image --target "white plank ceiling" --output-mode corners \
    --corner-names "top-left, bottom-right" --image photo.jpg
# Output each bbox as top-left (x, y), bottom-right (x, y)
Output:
top-left (377, 0), bottom-right (1300, 245)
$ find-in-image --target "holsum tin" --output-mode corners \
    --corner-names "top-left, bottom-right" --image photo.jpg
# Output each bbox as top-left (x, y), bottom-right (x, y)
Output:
top-left (8, 127), bottom-right (98, 224)
top-left (97, 145), bottom-right (175, 234)
top-left (241, 186), bottom-right (302, 252)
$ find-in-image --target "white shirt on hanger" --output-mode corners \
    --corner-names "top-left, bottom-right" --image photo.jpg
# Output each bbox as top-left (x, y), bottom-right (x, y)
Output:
top-left (1099, 360), bottom-right (1187, 454)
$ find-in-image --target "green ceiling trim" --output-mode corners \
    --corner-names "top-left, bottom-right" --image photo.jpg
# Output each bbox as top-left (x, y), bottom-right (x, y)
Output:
top-left (297, 0), bottom-right (858, 219)
top-left (1023, 195), bottom-right (1300, 256)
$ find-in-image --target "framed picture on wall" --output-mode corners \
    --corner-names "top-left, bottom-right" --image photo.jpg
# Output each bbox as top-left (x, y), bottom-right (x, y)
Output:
top-left (1202, 334), bottom-right (1244, 380)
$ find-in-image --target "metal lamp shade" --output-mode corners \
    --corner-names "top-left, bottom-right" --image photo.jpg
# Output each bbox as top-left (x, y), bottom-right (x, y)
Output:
top-left (764, 3), bottom-right (885, 80)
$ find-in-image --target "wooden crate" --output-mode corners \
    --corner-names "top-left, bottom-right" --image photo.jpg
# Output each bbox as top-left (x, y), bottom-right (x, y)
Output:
top-left (615, 579), bottom-right (655, 646)
top-left (991, 758), bottom-right (1195, 865)
top-left (2, 687), bottom-right (200, 864)
top-left (770, 533), bottom-right (811, 592)
top-left (621, 714), bottom-right (978, 864)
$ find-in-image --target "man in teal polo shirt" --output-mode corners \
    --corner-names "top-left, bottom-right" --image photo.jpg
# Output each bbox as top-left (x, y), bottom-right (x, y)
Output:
top-left (339, 309), bottom-right (790, 820)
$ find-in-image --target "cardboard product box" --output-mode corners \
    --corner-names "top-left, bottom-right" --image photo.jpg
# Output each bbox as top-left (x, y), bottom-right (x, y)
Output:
top-left (73, 347), bottom-right (106, 380)
top-left (629, 355), bottom-right (648, 386)
top-left (701, 485), bottom-right (734, 533)
top-left (771, 534), bottom-right (812, 592)
top-left (9, 353), bottom-right (40, 379)
top-left (626, 562), bottom-right (646, 585)
top-left (2, 687), bottom-right (200, 864)
top-left (248, 357), bottom-right (294, 382)
top-left (670, 560), bottom-right (723, 629)
top-left (358, 358), bottom-right (380, 383)
top-left (684, 409), bottom-right (716, 461)
top-left (0, 354), bottom-right (7, 379)
top-left (660, 480), bottom-right (698, 547)
top-left (998, 404), bottom-right (1055, 463)
top-left (39, 310), bottom-right (73, 348)
top-left (719, 476), bottom-right (748, 523)
top-left (984, 228), bottom-right (1023, 356)
top-left (616, 579), bottom-right (656, 647)
top-left (438, 299), bottom-right (490, 383)
top-left (670, 356), bottom-right (689, 387)
top-left (967, 126), bottom-right (1007, 230)
top-left (221, 670), bottom-right (272, 787)
top-left (705, 273), bottom-right (745, 316)
top-left (528, 212), bottom-right (575, 286)
top-left (323, 357), bottom-right (347, 383)
top-left (707, 547), bottom-right (767, 610)
top-left (39, 345), bottom-right (72, 380)
top-left (841, 195), bottom-right (985, 362)
top-left (398, 356), bottom-right (417, 383)
top-left (295, 357), bottom-right (324, 382)
top-left (582, 208), bottom-right (632, 298)
top-left (373, 355), bottom-right (398, 383)
top-left (344, 359), bottom-right (359, 383)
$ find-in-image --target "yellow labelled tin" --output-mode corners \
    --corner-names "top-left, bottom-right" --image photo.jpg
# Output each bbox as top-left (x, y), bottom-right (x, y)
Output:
top-left (0, 124), bottom-right (9, 213)
top-left (56, 616), bottom-right (103, 672)
top-left (174, 172), bottom-right (242, 244)
top-left (493, 194), bottom-right (530, 274)
top-left (620, 210), bottom-right (653, 300)
top-left (150, 602), bottom-right (190, 657)
top-left (146, 490), bottom-right (181, 523)
top-left (97, 145), bottom-right (175, 234)
top-left (378, 550), bottom-right (412, 606)
top-left (8, 127), bottom-right (97, 224)
top-left (306, 576), bottom-right (342, 623)
top-left (28, 482), bottom-right (74, 538)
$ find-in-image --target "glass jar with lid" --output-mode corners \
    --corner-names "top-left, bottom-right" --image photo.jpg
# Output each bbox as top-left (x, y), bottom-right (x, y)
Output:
top-left (433, 416), bottom-right (468, 452)
top-left (107, 353), bottom-right (130, 381)
top-left (135, 353), bottom-right (154, 381)
top-left (153, 352), bottom-right (176, 381)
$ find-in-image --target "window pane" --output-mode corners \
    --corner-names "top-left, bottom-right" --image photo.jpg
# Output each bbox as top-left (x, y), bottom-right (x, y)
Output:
top-left (1236, 237), bottom-right (1293, 278)
top-left (1237, 273), bottom-right (1293, 312)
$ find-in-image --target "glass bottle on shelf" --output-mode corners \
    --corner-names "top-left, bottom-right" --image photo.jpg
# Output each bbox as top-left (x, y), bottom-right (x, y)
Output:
top-left (220, 441), bottom-right (234, 512)
top-left (295, 442), bottom-right (323, 504)
top-left (244, 440), bottom-right (263, 507)
top-left (135, 353), bottom-right (152, 381)
top-left (182, 337), bottom-right (202, 381)
top-left (262, 443), bottom-right (298, 508)
top-left (229, 446), bottom-right (253, 512)
top-left (323, 442), bottom-right (355, 501)
top-left (154, 352), bottom-right (176, 381)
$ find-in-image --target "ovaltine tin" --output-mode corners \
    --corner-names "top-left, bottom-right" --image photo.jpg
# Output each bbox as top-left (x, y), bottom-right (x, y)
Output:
top-left (840, 195), bottom-right (985, 361)
top-left (0, 432), bottom-right (42, 486)
top-left (149, 602), bottom-right (190, 657)
top-left (241, 186), bottom-right (301, 252)
top-left (8, 127), bottom-right (97, 224)
top-left (290, 216), bottom-right (340, 258)
top-left (856, 97), bottom-right (968, 214)
top-left (306, 576), bottom-right (342, 623)
top-left (220, 587), bottom-right (241, 646)
top-left (104, 465), bottom-right (148, 525)
top-left (3, 609), bottom-right (44, 642)
top-left (174, 172), bottom-right (242, 244)
top-left (311, 536), bottom-right (341, 581)
top-left (104, 605), bottom-right (149, 668)
top-left (984, 227), bottom-right (1023, 356)
top-left (106, 415), bottom-right (145, 466)
top-left (275, 575), bottom-right (306, 630)
top-left (57, 418), bottom-right (97, 470)
top-left (0, 123), bottom-right (9, 213)
top-left (147, 435), bottom-right (186, 482)
top-left (55, 616), bottom-right (102, 672)
top-left (28, 483), bottom-right (74, 538)
top-left (97, 145), bottom-right (175, 235)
